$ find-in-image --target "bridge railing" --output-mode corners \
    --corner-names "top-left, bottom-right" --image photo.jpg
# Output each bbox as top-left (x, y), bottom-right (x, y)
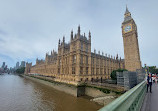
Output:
top-left (99, 80), bottom-right (146, 111)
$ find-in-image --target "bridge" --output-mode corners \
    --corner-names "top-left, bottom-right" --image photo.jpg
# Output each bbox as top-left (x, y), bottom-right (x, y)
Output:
top-left (98, 80), bottom-right (157, 111)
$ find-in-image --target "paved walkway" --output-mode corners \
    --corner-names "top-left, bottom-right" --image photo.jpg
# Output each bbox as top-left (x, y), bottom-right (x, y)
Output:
top-left (141, 83), bottom-right (158, 111)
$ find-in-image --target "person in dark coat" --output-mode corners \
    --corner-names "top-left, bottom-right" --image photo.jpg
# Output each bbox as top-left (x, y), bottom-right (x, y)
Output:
top-left (147, 73), bottom-right (152, 93)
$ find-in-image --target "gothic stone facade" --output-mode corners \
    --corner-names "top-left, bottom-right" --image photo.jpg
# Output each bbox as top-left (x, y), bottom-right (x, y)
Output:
top-left (25, 26), bottom-right (124, 85)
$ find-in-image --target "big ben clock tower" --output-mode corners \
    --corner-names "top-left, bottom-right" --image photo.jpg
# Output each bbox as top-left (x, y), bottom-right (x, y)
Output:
top-left (122, 6), bottom-right (142, 71)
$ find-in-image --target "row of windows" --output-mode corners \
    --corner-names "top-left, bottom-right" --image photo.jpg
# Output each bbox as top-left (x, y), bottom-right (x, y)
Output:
top-left (58, 55), bottom-right (77, 65)
top-left (35, 66), bottom-right (115, 75)
top-left (58, 57), bottom-right (121, 66)
top-left (92, 58), bottom-right (122, 67)
top-left (91, 68), bottom-right (113, 75)
top-left (80, 77), bottom-right (104, 82)
top-left (59, 55), bottom-right (89, 65)
top-left (72, 43), bottom-right (88, 52)
top-left (58, 67), bottom-right (76, 74)
top-left (59, 55), bottom-right (122, 66)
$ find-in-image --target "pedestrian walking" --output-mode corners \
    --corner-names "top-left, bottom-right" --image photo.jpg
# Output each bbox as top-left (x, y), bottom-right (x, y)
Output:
top-left (155, 73), bottom-right (157, 84)
top-left (147, 73), bottom-right (152, 93)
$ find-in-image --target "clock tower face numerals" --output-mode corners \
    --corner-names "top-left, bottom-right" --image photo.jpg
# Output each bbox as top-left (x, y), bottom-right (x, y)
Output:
top-left (123, 24), bottom-right (132, 33)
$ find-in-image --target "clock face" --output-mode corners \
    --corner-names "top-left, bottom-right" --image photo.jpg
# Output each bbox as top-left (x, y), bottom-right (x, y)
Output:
top-left (124, 25), bottom-right (132, 33)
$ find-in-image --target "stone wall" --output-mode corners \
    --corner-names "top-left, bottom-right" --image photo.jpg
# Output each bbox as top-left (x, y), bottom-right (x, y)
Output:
top-left (23, 75), bottom-right (85, 97)
top-left (23, 74), bottom-right (122, 98)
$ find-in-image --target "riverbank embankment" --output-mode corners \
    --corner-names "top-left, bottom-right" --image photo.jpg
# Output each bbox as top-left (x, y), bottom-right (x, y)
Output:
top-left (22, 74), bottom-right (124, 105)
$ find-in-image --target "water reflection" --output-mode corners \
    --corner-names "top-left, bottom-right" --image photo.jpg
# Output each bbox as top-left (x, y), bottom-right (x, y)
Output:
top-left (0, 74), bottom-right (102, 111)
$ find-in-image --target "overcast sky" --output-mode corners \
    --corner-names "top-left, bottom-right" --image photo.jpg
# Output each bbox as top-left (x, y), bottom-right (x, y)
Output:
top-left (0, 0), bottom-right (158, 68)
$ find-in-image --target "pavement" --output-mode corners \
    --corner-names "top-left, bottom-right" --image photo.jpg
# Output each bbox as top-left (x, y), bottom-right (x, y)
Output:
top-left (141, 83), bottom-right (158, 111)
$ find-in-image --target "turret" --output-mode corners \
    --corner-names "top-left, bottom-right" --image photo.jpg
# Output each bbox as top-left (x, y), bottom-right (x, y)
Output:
top-left (89, 31), bottom-right (91, 41)
top-left (116, 54), bottom-right (118, 60)
top-left (63, 36), bottom-right (65, 43)
top-left (36, 58), bottom-right (39, 65)
top-left (71, 30), bottom-right (73, 40)
top-left (84, 33), bottom-right (85, 37)
top-left (102, 52), bottom-right (104, 56)
top-left (78, 25), bottom-right (80, 36)
top-left (94, 49), bottom-right (96, 54)
top-left (58, 39), bottom-right (60, 45)
top-left (98, 51), bottom-right (100, 55)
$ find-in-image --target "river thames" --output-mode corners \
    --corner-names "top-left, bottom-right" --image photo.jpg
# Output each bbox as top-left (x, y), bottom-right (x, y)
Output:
top-left (0, 74), bottom-right (102, 111)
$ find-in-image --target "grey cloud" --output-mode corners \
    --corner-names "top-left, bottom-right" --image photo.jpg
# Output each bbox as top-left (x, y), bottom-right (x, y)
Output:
top-left (0, 0), bottom-right (157, 67)
top-left (0, 30), bottom-right (7, 35)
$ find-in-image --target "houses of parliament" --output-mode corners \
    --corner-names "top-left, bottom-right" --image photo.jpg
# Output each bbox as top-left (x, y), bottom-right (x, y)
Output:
top-left (25, 7), bottom-right (142, 85)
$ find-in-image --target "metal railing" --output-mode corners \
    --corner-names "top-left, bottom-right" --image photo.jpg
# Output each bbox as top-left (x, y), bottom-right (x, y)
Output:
top-left (99, 80), bottom-right (146, 111)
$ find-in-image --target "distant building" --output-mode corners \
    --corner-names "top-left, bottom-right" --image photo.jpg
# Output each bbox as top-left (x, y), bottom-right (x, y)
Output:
top-left (0, 62), bottom-right (9, 73)
top-left (2, 62), bottom-right (5, 68)
top-left (16, 62), bottom-right (19, 69)
top-left (20, 61), bottom-right (25, 68)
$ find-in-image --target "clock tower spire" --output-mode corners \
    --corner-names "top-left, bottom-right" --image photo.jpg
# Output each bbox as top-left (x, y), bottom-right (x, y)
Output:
top-left (122, 6), bottom-right (142, 71)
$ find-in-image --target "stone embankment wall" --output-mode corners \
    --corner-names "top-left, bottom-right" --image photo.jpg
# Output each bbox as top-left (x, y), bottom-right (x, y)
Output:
top-left (23, 74), bottom-right (122, 98)
top-left (23, 75), bottom-right (85, 97)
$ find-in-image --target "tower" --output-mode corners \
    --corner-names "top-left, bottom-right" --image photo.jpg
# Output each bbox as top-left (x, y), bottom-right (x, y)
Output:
top-left (122, 6), bottom-right (142, 71)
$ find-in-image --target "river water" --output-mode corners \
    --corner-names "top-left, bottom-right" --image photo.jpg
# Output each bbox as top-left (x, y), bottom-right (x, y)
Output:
top-left (0, 74), bottom-right (102, 111)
